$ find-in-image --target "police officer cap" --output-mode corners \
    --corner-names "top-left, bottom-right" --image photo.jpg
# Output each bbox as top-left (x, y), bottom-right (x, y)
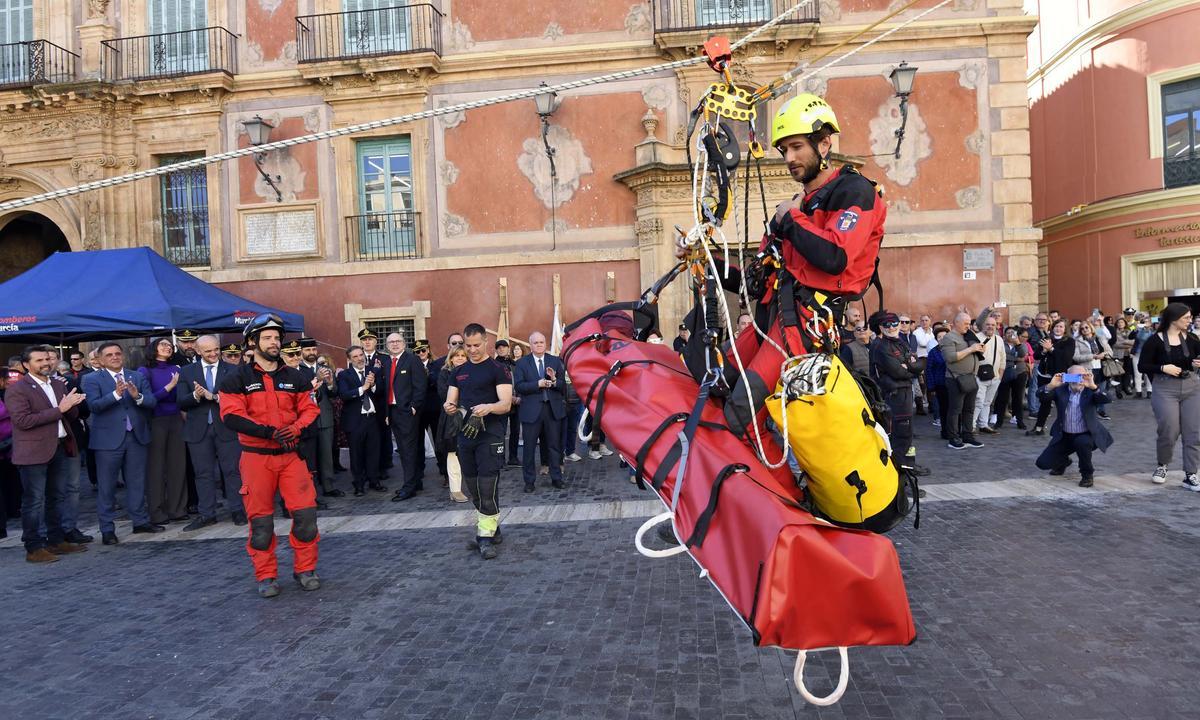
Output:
top-left (175, 329), bottom-right (199, 341)
top-left (281, 340), bottom-right (302, 354)
top-left (414, 339), bottom-right (430, 351)
top-left (222, 343), bottom-right (242, 354)
top-left (357, 327), bottom-right (378, 340)
top-left (299, 336), bottom-right (318, 348)
top-left (1123, 307), bottom-right (1137, 315)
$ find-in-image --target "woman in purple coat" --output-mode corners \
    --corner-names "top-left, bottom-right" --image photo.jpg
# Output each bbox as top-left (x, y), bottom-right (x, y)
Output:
top-left (142, 337), bottom-right (187, 523)
top-left (0, 376), bottom-right (13, 537)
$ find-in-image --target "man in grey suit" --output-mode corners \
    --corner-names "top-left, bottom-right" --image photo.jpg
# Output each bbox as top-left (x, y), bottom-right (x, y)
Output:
top-left (176, 335), bottom-right (245, 530)
top-left (81, 341), bottom-right (160, 545)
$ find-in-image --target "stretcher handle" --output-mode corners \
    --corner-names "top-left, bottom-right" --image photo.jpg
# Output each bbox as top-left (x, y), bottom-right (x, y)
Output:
top-left (577, 409), bottom-right (592, 442)
top-left (633, 512), bottom-right (688, 559)
top-left (793, 646), bottom-right (850, 706)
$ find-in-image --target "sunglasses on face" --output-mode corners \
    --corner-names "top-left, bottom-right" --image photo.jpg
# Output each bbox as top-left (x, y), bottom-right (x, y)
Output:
top-left (882, 321), bottom-right (900, 328)
top-left (854, 327), bottom-right (867, 332)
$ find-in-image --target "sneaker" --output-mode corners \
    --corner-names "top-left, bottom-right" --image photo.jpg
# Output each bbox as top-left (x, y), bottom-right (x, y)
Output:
top-left (931, 419), bottom-right (941, 428)
top-left (1009, 416), bottom-right (1018, 425)
top-left (257, 578), bottom-right (280, 598)
top-left (989, 414), bottom-right (998, 426)
top-left (597, 444), bottom-right (614, 457)
top-left (293, 571), bottom-right (321, 591)
top-left (588, 450), bottom-right (602, 460)
top-left (1152, 465), bottom-right (1168, 484)
top-left (1098, 412), bottom-right (1111, 421)
top-left (565, 453), bottom-right (582, 462)
top-left (963, 437), bottom-right (984, 448)
top-left (947, 440), bottom-right (965, 450)
top-left (1183, 473), bottom-right (1200, 492)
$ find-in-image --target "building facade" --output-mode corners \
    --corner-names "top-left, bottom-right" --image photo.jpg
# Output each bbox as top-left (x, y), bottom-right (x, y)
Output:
top-left (1031, 0), bottom-right (1200, 320)
top-left (0, 0), bottom-right (1036, 353)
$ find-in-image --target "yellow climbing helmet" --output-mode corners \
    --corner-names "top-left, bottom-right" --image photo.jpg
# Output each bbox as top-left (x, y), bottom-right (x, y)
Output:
top-left (771, 93), bottom-right (840, 148)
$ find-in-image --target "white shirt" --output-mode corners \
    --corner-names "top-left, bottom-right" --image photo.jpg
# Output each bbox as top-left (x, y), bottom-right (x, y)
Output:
top-left (32, 376), bottom-right (67, 439)
top-left (110, 369), bottom-right (144, 405)
top-left (913, 327), bottom-right (935, 358)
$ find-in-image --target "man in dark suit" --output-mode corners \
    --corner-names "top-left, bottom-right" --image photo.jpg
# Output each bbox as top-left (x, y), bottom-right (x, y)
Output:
top-left (1035, 366), bottom-right (1114, 488)
top-left (357, 328), bottom-right (391, 473)
top-left (513, 332), bottom-right (566, 492)
top-left (299, 337), bottom-right (340, 497)
top-left (413, 339), bottom-right (435, 482)
top-left (383, 333), bottom-right (428, 502)
top-left (6, 344), bottom-right (89, 563)
top-left (176, 334), bottom-right (245, 530)
top-left (81, 341), bottom-right (161, 544)
top-left (423, 332), bottom-right (462, 484)
top-left (338, 345), bottom-right (385, 496)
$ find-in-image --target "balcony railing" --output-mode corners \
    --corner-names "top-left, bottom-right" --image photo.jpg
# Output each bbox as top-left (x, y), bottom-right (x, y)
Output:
top-left (651, 0), bottom-right (819, 33)
top-left (0, 40), bottom-right (78, 90)
top-left (102, 27), bottom-right (238, 82)
top-left (163, 243), bottom-right (211, 268)
top-left (1165, 156), bottom-right (1200, 190)
top-left (296, 4), bottom-right (443, 63)
top-left (347, 211), bottom-right (421, 261)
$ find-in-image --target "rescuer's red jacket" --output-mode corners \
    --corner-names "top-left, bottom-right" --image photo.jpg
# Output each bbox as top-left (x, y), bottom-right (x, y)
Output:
top-left (767, 165), bottom-right (886, 296)
top-left (219, 362), bottom-right (320, 450)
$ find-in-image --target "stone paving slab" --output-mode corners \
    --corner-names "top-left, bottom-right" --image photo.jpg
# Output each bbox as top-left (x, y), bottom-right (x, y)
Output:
top-left (3, 487), bottom-right (1200, 719)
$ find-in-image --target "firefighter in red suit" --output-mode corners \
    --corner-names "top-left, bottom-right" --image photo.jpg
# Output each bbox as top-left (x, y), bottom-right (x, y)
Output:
top-left (725, 94), bottom-right (889, 437)
top-left (219, 314), bottom-right (321, 598)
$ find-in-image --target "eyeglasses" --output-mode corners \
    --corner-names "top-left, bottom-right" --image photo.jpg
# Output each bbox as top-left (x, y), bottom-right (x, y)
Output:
top-left (899, 319), bottom-right (912, 324)
top-left (853, 326), bottom-right (867, 332)
top-left (882, 321), bottom-right (900, 328)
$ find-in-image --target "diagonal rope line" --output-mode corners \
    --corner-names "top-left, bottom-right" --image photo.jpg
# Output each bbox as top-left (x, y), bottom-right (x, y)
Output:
top-left (0, 0), bottom-right (818, 214)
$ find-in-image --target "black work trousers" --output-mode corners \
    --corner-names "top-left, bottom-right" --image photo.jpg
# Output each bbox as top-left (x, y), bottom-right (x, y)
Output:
top-left (945, 377), bottom-right (978, 443)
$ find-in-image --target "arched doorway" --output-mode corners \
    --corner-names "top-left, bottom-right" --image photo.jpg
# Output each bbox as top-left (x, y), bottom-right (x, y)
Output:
top-left (0, 212), bottom-right (70, 284)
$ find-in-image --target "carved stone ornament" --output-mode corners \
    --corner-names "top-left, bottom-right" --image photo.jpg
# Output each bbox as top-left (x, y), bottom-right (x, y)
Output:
top-left (957, 62), bottom-right (984, 90)
top-left (965, 130), bottom-right (986, 155)
top-left (86, 0), bottom-right (110, 20)
top-left (438, 160), bottom-right (459, 187)
top-left (955, 185), bottom-right (982, 209)
top-left (642, 110), bottom-right (660, 141)
top-left (70, 155), bottom-right (138, 181)
top-left (625, 4), bottom-right (652, 35)
top-left (635, 218), bottom-right (663, 246)
top-left (517, 124), bottom-right (594, 210)
top-left (438, 101), bottom-right (466, 130)
top-left (83, 199), bottom-right (102, 250)
top-left (443, 212), bottom-right (469, 237)
top-left (448, 20), bottom-right (476, 52)
top-left (543, 22), bottom-right (565, 41)
top-left (642, 85), bottom-right (670, 111)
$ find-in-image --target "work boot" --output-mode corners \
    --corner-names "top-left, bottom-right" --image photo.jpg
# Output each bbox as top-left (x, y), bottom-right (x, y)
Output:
top-left (492, 528), bottom-right (503, 546)
top-left (257, 578), bottom-right (280, 598)
top-left (478, 537), bottom-right (497, 560)
top-left (46, 542), bottom-right (88, 555)
top-left (26, 548), bottom-right (59, 564)
top-left (293, 571), bottom-right (321, 591)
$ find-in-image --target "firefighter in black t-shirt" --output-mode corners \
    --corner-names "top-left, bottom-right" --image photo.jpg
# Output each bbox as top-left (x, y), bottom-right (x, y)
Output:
top-left (443, 323), bottom-right (513, 559)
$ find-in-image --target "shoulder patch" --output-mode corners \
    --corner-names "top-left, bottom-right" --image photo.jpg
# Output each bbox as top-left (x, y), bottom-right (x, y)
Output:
top-left (836, 210), bottom-right (859, 232)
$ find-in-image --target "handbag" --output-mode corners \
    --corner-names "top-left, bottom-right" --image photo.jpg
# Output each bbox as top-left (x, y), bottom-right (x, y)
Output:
top-left (1101, 357), bottom-right (1124, 379)
top-left (975, 337), bottom-right (998, 381)
top-left (955, 373), bottom-right (978, 394)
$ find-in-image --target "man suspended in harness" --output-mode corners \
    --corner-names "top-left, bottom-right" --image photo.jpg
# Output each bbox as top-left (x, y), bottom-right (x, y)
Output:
top-left (725, 93), bottom-right (888, 439)
top-left (219, 314), bottom-right (322, 598)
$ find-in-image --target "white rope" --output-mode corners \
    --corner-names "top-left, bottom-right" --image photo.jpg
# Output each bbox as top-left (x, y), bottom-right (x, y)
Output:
top-left (793, 647), bottom-right (851, 706)
top-left (0, 0), bottom-right (818, 215)
top-left (634, 511), bottom-right (688, 558)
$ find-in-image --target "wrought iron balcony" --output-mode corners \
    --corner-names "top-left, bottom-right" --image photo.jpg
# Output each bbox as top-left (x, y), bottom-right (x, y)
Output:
top-left (346, 211), bottom-right (422, 261)
top-left (163, 243), bottom-right (211, 268)
top-left (296, 3), bottom-right (443, 63)
top-left (0, 40), bottom-right (78, 90)
top-left (1165, 156), bottom-right (1200, 190)
top-left (102, 27), bottom-right (238, 82)
top-left (652, 0), bottom-right (819, 34)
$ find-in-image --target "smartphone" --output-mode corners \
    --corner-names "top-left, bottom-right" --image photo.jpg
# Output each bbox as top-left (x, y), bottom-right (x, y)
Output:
top-left (994, 301), bottom-right (1008, 308)
top-left (1061, 373), bottom-right (1083, 383)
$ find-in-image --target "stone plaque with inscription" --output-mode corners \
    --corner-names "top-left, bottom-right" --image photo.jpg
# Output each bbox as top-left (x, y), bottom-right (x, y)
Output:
top-left (963, 248), bottom-right (994, 271)
top-left (243, 208), bottom-right (317, 257)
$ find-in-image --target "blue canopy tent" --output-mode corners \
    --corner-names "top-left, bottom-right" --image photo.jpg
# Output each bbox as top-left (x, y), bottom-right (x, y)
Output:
top-left (0, 247), bottom-right (303, 342)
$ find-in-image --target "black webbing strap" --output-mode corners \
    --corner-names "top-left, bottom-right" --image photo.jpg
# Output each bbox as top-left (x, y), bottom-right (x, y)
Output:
top-left (651, 379), bottom-right (714, 493)
top-left (685, 463), bottom-right (750, 548)
top-left (634, 412), bottom-right (688, 490)
top-left (561, 333), bottom-right (602, 367)
top-left (584, 360), bottom-right (658, 434)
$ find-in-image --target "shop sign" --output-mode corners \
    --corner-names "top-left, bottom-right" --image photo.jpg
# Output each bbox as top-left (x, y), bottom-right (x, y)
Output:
top-left (1133, 222), bottom-right (1200, 247)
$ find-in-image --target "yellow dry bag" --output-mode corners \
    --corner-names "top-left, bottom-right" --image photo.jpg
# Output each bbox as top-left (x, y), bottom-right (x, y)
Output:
top-left (765, 352), bottom-right (913, 533)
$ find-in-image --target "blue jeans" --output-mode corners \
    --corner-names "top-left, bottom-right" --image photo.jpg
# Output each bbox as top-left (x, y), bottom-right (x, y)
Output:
top-left (1027, 375), bottom-right (1041, 415)
top-left (19, 441), bottom-right (70, 552)
top-left (562, 402), bottom-right (585, 457)
top-left (38, 450), bottom-right (81, 538)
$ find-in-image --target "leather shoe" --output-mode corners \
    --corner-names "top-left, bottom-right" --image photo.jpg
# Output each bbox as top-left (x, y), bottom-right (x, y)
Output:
top-left (323, 489), bottom-right (345, 498)
top-left (231, 512), bottom-right (248, 526)
top-left (102, 532), bottom-right (119, 545)
top-left (353, 486), bottom-right (365, 497)
top-left (1049, 465), bottom-right (1070, 476)
top-left (64, 529), bottom-right (94, 544)
top-left (132, 523), bottom-right (165, 534)
top-left (183, 517), bottom-right (218, 532)
top-left (1079, 476), bottom-right (1094, 488)
top-left (523, 483), bottom-right (535, 493)
top-left (551, 480), bottom-right (566, 489)
top-left (47, 541), bottom-right (87, 555)
top-left (391, 490), bottom-right (416, 502)
top-left (26, 547), bottom-right (59, 563)
top-left (369, 482), bottom-right (388, 492)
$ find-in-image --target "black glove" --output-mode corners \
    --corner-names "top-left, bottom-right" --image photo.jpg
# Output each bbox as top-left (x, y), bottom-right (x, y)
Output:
top-left (273, 426), bottom-right (298, 450)
top-left (463, 415), bottom-right (484, 440)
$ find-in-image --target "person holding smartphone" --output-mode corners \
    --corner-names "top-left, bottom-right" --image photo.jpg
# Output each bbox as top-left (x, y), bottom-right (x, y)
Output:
top-left (1137, 303), bottom-right (1200, 489)
top-left (1034, 365), bottom-right (1112, 488)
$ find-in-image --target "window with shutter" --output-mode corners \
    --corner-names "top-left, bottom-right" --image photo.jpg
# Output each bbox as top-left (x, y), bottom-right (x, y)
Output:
top-left (354, 137), bottom-right (417, 259)
top-left (0, 0), bottom-right (33, 84)
top-left (159, 154), bottom-right (211, 267)
top-left (147, 0), bottom-right (208, 75)
top-left (342, 0), bottom-right (409, 57)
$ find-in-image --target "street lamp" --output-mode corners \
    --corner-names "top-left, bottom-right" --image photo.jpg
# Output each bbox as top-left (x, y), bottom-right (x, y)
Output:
top-left (242, 115), bottom-right (283, 202)
top-left (533, 82), bottom-right (561, 250)
top-left (889, 62), bottom-right (919, 159)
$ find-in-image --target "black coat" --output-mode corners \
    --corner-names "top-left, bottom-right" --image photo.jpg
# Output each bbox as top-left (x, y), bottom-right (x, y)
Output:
top-left (870, 335), bottom-right (925, 395)
top-left (1137, 331), bottom-right (1200, 380)
top-left (379, 351), bottom-right (427, 415)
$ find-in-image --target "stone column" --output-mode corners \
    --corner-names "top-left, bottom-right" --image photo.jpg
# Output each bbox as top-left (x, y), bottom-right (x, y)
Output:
top-left (77, 0), bottom-right (117, 81)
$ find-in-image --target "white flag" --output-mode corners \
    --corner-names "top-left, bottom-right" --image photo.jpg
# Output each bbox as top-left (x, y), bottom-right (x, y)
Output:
top-left (550, 304), bottom-right (563, 356)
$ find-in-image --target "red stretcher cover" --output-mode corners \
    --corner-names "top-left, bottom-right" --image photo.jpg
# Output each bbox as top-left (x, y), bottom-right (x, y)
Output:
top-left (564, 318), bottom-right (915, 651)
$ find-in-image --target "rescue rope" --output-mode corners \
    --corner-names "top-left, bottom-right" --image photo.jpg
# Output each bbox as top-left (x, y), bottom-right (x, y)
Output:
top-left (0, 0), bottom-right (819, 214)
top-left (793, 647), bottom-right (851, 706)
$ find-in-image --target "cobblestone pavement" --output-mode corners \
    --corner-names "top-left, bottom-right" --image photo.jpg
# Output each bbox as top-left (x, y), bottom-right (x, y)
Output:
top-left (2, 395), bottom-right (1195, 719)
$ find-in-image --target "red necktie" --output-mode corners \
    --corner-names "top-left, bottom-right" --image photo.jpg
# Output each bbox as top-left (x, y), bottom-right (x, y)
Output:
top-left (389, 358), bottom-right (398, 405)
